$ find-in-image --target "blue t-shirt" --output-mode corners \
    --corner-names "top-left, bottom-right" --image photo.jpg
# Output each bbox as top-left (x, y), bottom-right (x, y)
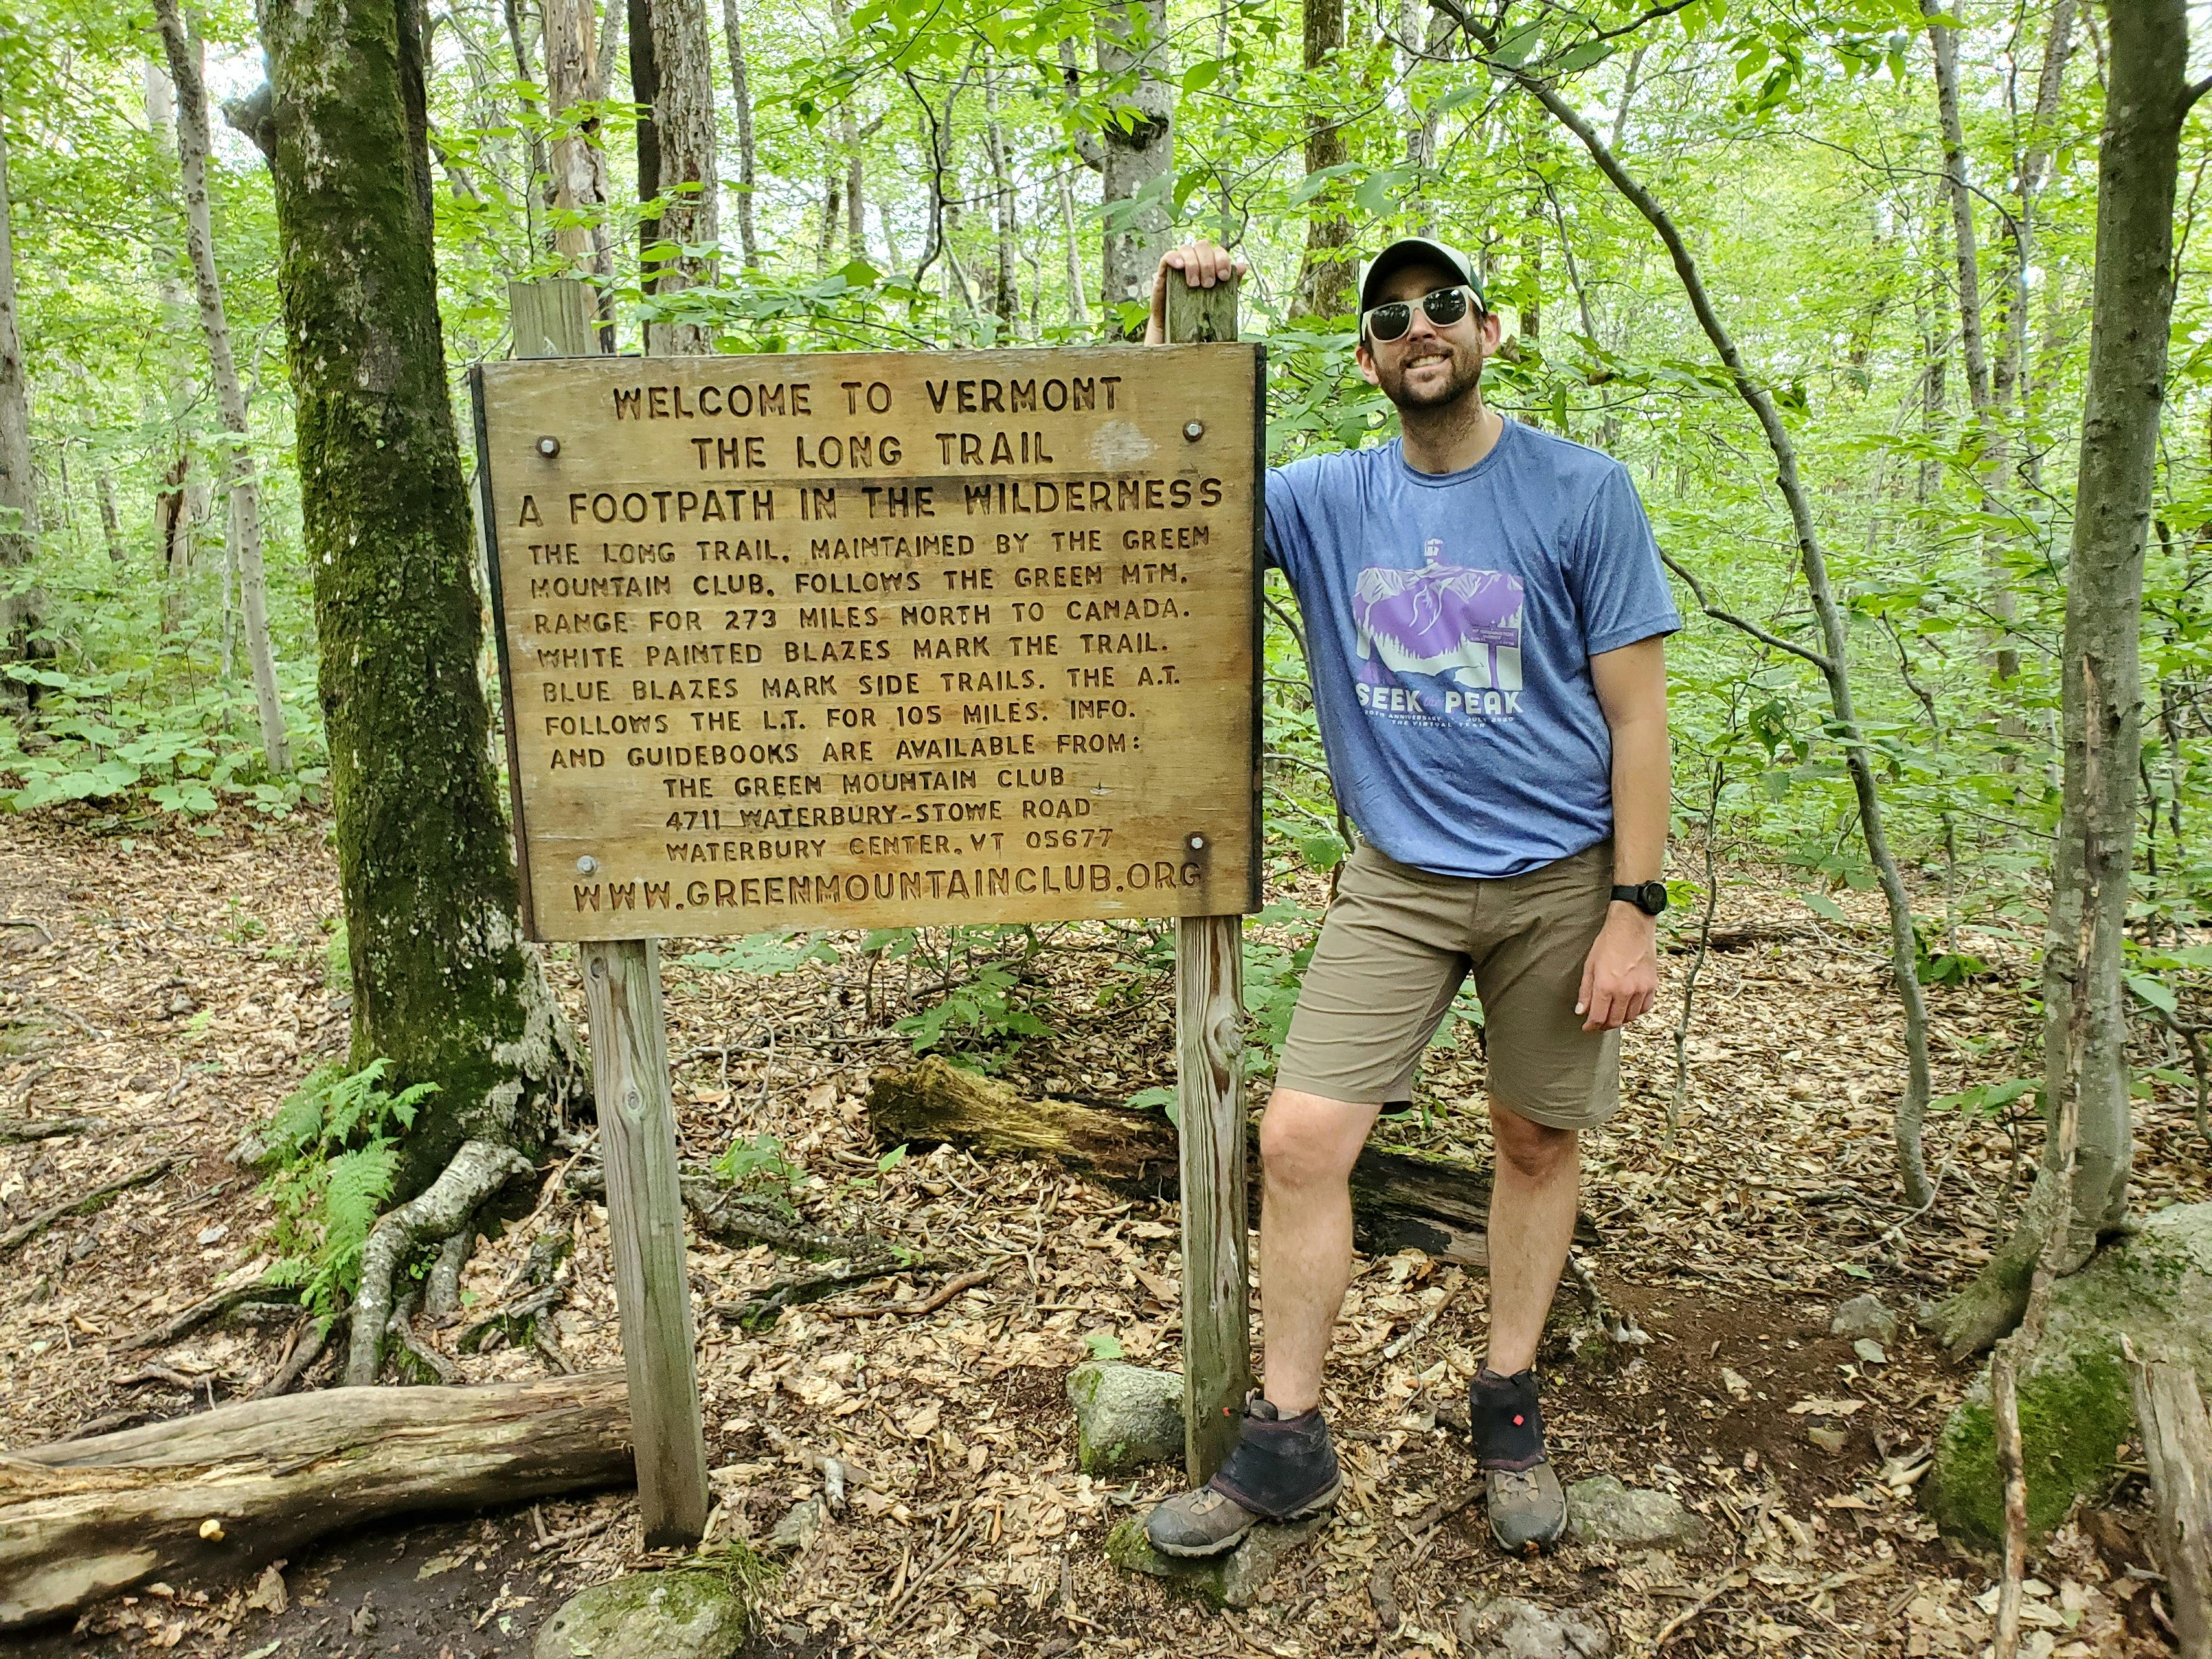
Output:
top-left (1265, 420), bottom-right (1680, 880)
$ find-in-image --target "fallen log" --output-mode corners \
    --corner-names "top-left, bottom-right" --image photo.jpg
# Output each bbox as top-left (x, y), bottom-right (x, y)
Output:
top-left (866, 1057), bottom-right (1599, 1264)
top-left (0, 1371), bottom-right (631, 1630)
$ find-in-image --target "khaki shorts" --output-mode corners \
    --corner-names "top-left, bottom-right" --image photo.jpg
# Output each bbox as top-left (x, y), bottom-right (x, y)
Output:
top-left (1275, 840), bottom-right (1622, 1131)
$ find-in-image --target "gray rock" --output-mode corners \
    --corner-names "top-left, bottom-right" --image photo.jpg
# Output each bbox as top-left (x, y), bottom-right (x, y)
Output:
top-left (1455, 1595), bottom-right (1612, 1658)
top-left (1929, 1202), bottom-right (2212, 1547)
top-left (1564, 1476), bottom-right (1711, 1550)
top-left (1830, 1293), bottom-right (1898, 1342)
top-left (533, 1571), bottom-right (748, 1659)
top-left (768, 1496), bottom-right (827, 1553)
top-left (1104, 1513), bottom-right (1328, 1608)
top-left (1067, 1361), bottom-right (1185, 1476)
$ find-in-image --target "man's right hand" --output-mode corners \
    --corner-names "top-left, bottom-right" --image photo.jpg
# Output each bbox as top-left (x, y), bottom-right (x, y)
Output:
top-left (1145, 242), bottom-right (1249, 343)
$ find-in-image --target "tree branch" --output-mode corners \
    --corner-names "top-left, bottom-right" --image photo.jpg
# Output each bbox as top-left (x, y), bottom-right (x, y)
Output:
top-left (1660, 553), bottom-right (1835, 673)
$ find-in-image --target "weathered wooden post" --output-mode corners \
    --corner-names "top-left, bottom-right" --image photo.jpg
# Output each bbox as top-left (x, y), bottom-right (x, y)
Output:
top-left (499, 277), bottom-right (710, 1550)
top-left (1165, 275), bottom-right (1254, 1483)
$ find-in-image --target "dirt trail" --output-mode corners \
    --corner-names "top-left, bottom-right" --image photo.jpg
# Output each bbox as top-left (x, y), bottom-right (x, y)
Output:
top-left (1, 810), bottom-right (2199, 1656)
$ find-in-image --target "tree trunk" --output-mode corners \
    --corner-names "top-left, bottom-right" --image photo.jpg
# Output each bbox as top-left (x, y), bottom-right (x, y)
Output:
top-left (545, 0), bottom-right (617, 335)
top-left (865, 1057), bottom-right (1600, 1265)
top-left (1923, 0), bottom-right (2019, 682)
top-left (1997, 0), bottom-right (2078, 492)
top-left (1097, 0), bottom-right (1172, 328)
top-left (94, 469), bottom-right (125, 565)
top-left (719, 0), bottom-right (760, 268)
top-left (0, 1373), bottom-right (632, 1630)
top-left (629, 0), bottom-right (662, 297)
top-left (0, 69), bottom-right (40, 704)
top-left (984, 68), bottom-right (1019, 333)
top-left (252, 0), bottom-right (579, 1200)
top-left (1510, 66), bottom-right (1938, 1210)
top-left (155, 452), bottom-right (191, 633)
top-left (153, 0), bottom-right (292, 774)
top-left (145, 58), bottom-right (197, 641)
top-left (1058, 171), bottom-right (1090, 327)
top-left (500, 0), bottom-right (552, 252)
top-left (2131, 1357), bottom-right (2212, 1658)
top-left (1937, 0), bottom-right (2199, 1357)
top-left (640, 0), bottom-right (718, 353)
top-left (1295, 0), bottom-right (1352, 319)
top-left (827, 0), bottom-right (866, 267)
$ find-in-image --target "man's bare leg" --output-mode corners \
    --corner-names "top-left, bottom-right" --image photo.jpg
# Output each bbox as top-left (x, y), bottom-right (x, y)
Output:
top-left (1255, 1087), bottom-right (1383, 1412)
top-left (1482, 1098), bottom-right (1580, 1373)
top-left (1474, 1097), bottom-right (1579, 1549)
top-left (1143, 1086), bottom-right (1374, 1556)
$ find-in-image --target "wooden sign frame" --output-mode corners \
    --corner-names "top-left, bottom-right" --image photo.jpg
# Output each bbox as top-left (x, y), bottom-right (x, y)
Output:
top-left (469, 345), bottom-right (1265, 945)
top-left (483, 276), bottom-right (1257, 1547)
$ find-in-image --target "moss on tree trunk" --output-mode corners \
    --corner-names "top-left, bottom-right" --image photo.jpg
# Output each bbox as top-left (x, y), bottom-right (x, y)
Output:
top-left (257, 0), bottom-right (575, 1194)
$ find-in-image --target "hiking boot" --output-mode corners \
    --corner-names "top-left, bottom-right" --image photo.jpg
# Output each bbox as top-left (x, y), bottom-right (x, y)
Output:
top-left (1470, 1367), bottom-right (1567, 1553)
top-left (1144, 1395), bottom-right (1342, 1559)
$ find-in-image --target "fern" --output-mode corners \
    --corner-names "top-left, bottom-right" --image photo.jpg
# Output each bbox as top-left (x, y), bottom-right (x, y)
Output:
top-left (255, 1059), bottom-right (435, 1322)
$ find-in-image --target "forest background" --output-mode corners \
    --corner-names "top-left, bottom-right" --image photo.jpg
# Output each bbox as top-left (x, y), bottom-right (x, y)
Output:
top-left (1, 0), bottom-right (2211, 1491)
top-left (5, 0), bottom-right (2210, 1203)
top-left (0, 0), bottom-right (2210, 1644)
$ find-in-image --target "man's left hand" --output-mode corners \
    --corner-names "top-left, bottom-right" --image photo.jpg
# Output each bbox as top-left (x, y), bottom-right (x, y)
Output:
top-left (1576, 907), bottom-right (1658, 1031)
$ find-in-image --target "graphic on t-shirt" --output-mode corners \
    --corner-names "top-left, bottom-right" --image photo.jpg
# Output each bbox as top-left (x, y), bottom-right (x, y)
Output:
top-left (1353, 539), bottom-right (1525, 701)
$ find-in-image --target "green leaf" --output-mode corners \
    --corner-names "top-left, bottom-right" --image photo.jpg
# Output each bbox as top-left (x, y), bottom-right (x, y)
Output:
top-left (1552, 40), bottom-right (1615, 74)
top-left (1082, 1331), bottom-right (1124, 1360)
top-left (1799, 891), bottom-right (1848, 924)
top-left (2127, 973), bottom-right (2180, 1015)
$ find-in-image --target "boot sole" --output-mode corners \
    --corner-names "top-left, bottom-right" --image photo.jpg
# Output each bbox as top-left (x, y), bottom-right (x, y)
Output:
top-left (1149, 1479), bottom-right (1344, 1559)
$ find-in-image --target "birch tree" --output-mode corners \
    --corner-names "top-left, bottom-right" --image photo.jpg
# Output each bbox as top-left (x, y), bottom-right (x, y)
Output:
top-left (152, 0), bottom-right (290, 773)
top-left (719, 0), bottom-right (760, 268)
top-left (0, 66), bottom-right (37, 709)
top-left (1096, 0), bottom-right (1172, 325)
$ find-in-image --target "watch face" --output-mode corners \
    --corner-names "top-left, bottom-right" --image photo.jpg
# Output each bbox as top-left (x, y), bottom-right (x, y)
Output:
top-left (1640, 881), bottom-right (1668, 915)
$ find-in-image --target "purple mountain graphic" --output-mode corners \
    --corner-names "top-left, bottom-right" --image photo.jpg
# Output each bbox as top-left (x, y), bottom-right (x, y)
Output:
top-left (1353, 545), bottom-right (1523, 692)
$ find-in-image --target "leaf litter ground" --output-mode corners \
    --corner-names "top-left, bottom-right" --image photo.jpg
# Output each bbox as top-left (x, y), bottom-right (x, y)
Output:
top-left (1, 810), bottom-right (2204, 1658)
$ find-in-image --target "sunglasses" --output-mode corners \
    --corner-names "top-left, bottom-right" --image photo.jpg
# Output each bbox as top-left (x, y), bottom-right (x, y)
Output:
top-left (1361, 284), bottom-right (1485, 343)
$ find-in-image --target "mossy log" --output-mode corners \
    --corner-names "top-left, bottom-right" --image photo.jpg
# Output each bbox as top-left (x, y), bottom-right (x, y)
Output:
top-left (867, 1057), bottom-right (1599, 1264)
top-left (0, 1372), bottom-right (631, 1629)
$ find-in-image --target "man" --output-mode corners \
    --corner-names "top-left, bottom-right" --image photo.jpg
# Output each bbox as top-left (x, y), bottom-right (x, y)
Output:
top-left (1141, 237), bottom-right (1677, 1557)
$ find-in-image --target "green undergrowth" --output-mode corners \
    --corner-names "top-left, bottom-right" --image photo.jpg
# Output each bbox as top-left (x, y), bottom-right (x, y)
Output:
top-left (256, 1058), bottom-right (438, 1322)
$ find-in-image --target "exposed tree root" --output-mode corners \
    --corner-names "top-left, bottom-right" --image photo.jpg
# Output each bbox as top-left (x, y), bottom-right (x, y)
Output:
top-left (0, 1157), bottom-right (179, 1257)
top-left (0, 1117), bottom-right (98, 1147)
top-left (127, 1277), bottom-right (294, 1351)
top-left (716, 1256), bottom-right (953, 1327)
top-left (565, 1162), bottom-right (889, 1259)
top-left (346, 1140), bottom-right (533, 1386)
top-left (424, 1226), bottom-right (477, 1318)
top-left (249, 1318), bottom-right (329, 1400)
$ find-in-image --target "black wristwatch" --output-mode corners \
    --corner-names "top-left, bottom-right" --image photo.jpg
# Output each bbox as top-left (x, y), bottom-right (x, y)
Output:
top-left (1612, 881), bottom-right (1668, 916)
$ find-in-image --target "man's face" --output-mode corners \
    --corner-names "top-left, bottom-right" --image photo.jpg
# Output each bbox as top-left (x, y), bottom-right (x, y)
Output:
top-left (1355, 261), bottom-right (1500, 411)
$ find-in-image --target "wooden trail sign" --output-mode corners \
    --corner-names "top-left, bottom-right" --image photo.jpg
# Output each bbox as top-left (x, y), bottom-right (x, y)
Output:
top-left (480, 276), bottom-right (1260, 1544)
top-left (471, 342), bottom-right (1263, 941)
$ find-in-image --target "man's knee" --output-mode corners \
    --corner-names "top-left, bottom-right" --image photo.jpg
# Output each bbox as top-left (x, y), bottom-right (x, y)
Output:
top-left (1260, 1089), bottom-right (1373, 1190)
top-left (1489, 1099), bottom-right (1578, 1181)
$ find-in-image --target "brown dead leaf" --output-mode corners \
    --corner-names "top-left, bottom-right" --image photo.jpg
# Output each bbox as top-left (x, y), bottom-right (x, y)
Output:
top-left (244, 1562), bottom-right (287, 1616)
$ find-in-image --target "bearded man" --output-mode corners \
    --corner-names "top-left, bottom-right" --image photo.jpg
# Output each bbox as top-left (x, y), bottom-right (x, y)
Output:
top-left (1141, 237), bottom-right (1678, 1556)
